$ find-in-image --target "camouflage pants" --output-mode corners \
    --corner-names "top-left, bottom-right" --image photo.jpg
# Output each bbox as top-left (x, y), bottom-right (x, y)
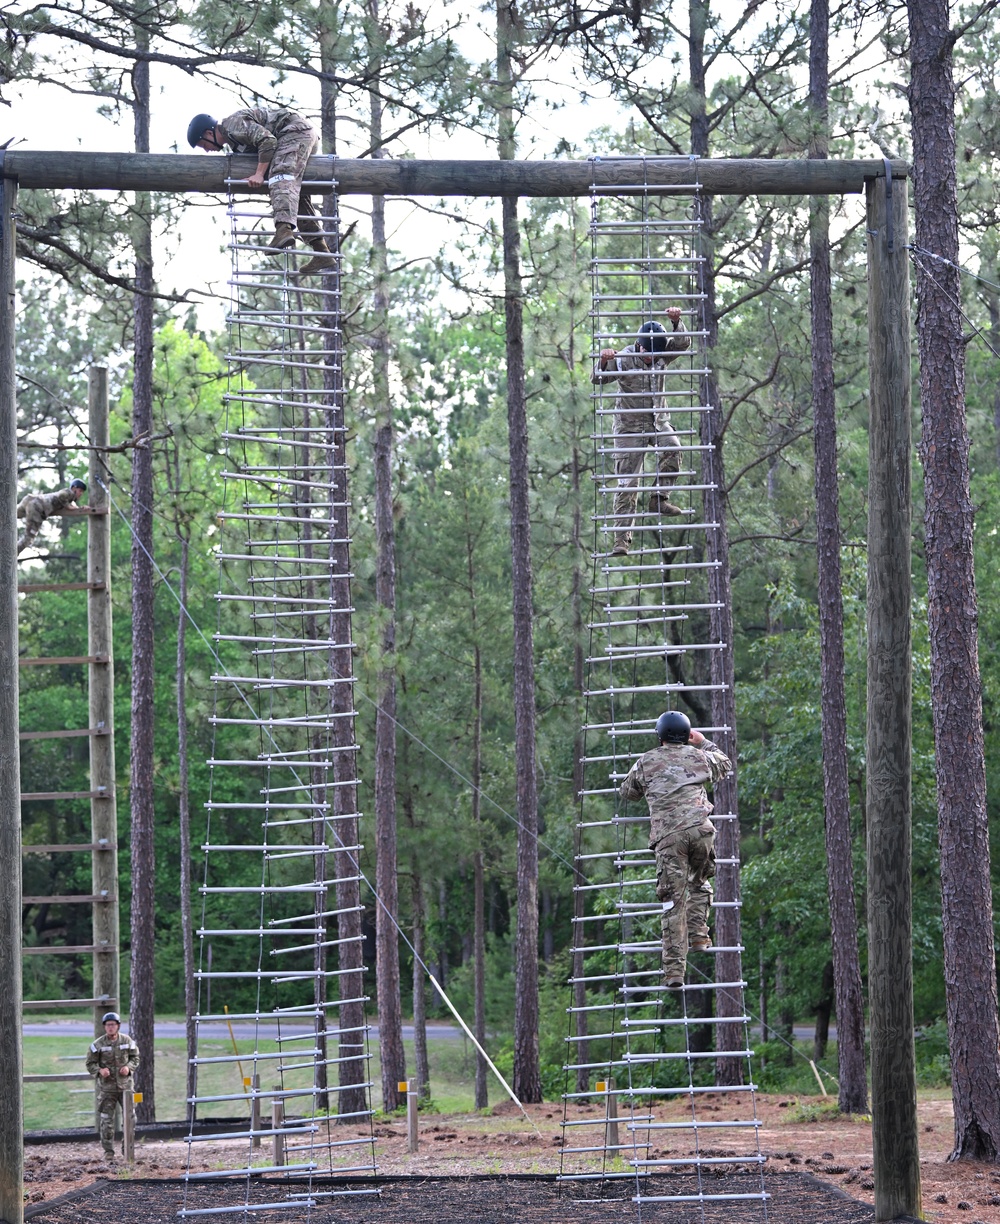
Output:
top-left (652, 818), bottom-right (715, 981)
top-left (16, 494), bottom-right (46, 553)
top-left (612, 412), bottom-right (681, 551)
top-left (267, 124), bottom-right (322, 237)
top-left (96, 1089), bottom-right (123, 1155)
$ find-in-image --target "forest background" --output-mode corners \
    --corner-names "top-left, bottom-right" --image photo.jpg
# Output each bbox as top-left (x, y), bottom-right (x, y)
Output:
top-left (4, 0), bottom-right (1000, 1123)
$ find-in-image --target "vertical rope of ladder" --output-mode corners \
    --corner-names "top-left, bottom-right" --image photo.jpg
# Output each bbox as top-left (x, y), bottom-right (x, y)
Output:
top-left (560, 156), bottom-right (769, 1223)
top-left (181, 181), bottom-right (377, 1220)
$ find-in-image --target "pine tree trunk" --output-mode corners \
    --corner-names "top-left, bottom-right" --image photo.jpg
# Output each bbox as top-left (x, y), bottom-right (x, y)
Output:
top-left (498, 0), bottom-right (541, 1103)
top-left (571, 438), bottom-right (589, 1094)
top-left (689, 0), bottom-right (742, 1088)
top-left (809, 0), bottom-right (868, 1116)
top-left (909, 0), bottom-right (1000, 1160)
top-left (369, 13), bottom-right (405, 1110)
top-left (316, 81), bottom-right (367, 1125)
top-left (129, 40), bottom-right (156, 1125)
top-left (464, 507), bottom-right (487, 1108)
top-left (176, 536), bottom-right (197, 1121)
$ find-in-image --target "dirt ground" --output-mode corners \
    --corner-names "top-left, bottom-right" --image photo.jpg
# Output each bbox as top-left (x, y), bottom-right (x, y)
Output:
top-left (22, 1094), bottom-right (1000, 1224)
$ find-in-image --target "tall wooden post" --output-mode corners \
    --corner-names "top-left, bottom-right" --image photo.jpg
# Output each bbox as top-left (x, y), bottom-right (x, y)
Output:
top-left (0, 167), bottom-right (23, 1224)
top-left (866, 170), bottom-right (921, 1221)
top-left (88, 367), bottom-right (119, 1034)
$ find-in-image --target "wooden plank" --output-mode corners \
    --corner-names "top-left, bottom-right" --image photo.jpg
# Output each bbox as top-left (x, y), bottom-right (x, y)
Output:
top-left (22, 997), bottom-right (115, 1010)
top-left (17, 581), bottom-right (106, 593)
top-left (18, 655), bottom-right (109, 666)
top-left (20, 790), bottom-right (109, 801)
top-left (22, 894), bottom-right (113, 904)
top-left (22, 945), bottom-right (109, 955)
top-left (22, 843), bottom-right (111, 853)
top-left (19, 726), bottom-right (109, 740)
top-left (23, 1074), bottom-right (91, 1083)
top-left (865, 174), bottom-right (921, 1219)
top-left (1, 149), bottom-right (909, 197)
top-left (0, 167), bottom-right (23, 1224)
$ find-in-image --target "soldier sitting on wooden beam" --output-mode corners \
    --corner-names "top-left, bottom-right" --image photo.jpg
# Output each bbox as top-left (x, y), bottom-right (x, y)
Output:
top-left (187, 108), bottom-right (336, 275)
top-left (16, 477), bottom-right (86, 554)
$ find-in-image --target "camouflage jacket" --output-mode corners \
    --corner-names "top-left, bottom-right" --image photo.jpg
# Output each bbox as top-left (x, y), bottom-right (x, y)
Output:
top-left (28, 488), bottom-right (80, 518)
top-left (619, 739), bottom-right (732, 844)
top-left (219, 108), bottom-right (313, 163)
top-left (590, 325), bottom-right (691, 419)
top-left (86, 1032), bottom-right (140, 1093)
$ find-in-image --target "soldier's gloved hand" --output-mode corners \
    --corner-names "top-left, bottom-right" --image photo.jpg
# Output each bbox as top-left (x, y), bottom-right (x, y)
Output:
top-left (599, 348), bottom-right (616, 369)
top-left (118, 1066), bottom-right (130, 1076)
top-left (100, 1068), bottom-right (111, 1078)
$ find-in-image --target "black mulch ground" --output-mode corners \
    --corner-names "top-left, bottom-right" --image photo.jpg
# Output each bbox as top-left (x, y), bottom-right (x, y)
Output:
top-left (24, 1173), bottom-right (923, 1224)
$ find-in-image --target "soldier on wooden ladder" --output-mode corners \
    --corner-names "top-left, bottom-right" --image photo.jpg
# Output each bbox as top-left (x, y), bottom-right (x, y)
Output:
top-left (16, 477), bottom-right (86, 554)
top-left (619, 710), bottom-right (731, 988)
top-left (188, 108), bottom-right (336, 275)
top-left (592, 310), bottom-right (691, 556)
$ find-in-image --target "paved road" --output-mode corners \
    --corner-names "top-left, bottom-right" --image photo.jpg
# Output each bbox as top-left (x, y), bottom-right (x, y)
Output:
top-left (24, 1020), bottom-right (463, 1041)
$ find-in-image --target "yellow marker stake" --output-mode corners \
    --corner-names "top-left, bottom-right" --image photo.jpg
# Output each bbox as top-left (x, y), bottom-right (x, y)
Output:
top-left (397, 1081), bottom-right (409, 1094)
top-left (133, 1092), bottom-right (143, 1104)
top-left (224, 1005), bottom-right (250, 1114)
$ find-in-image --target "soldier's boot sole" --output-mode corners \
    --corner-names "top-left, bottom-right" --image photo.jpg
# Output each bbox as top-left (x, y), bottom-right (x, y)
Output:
top-left (265, 223), bottom-right (297, 253)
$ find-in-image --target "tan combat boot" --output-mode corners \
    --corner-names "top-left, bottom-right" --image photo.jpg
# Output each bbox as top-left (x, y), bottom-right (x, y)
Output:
top-left (649, 491), bottom-right (684, 516)
top-left (265, 222), bottom-right (297, 253)
top-left (299, 240), bottom-right (337, 275)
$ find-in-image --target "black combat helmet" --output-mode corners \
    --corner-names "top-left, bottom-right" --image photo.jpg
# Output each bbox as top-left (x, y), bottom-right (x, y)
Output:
top-left (187, 114), bottom-right (218, 147)
top-left (70, 478), bottom-right (87, 492)
top-left (102, 1012), bottom-right (121, 1024)
top-left (656, 710), bottom-right (691, 744)
top-left (636, 320), bottom-right (668, 354)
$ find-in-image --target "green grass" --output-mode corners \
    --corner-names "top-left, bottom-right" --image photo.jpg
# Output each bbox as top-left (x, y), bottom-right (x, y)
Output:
top-left (23, 1030), bottom-right (488, 1131)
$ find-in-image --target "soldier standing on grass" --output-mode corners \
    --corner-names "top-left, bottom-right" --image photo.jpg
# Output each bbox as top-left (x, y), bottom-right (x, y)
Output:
top-left (591, 309), bottom-right (691, 557)
top-left (86, 1012), bottom-right (140, 1163)
top-left (16, 478), bottom-right (86, 554)
top-left (619, 711), bottom-right (731, 989)
top-left (187, 107), bottom-right (336, 275)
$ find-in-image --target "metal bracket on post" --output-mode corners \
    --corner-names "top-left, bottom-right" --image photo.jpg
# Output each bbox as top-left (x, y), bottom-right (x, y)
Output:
top-left (882, 156), bottom-right (894, 254)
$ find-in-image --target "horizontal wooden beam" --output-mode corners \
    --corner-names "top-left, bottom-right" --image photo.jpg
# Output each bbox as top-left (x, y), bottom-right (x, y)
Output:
top-left (23, 1073), bottom-right (91, 1083)
top-left (19, 727), bottom-right (109, 741)
top-left (22, 842), bottom-right (111, 853)
top-left (22, 996), bottom-right (115, 1010)
top-left (21, 894), bottom-right (113, 904)
top-left (20, 790), bottom-right (109, 801)
top-left (18, 655), bottom-right (109, 666)
top-left (17, 582), bottom-right (106, 593)
top-left (22, 945), bottom-right (111, 955)
top-left (3, 151), bottom-right (909, 198)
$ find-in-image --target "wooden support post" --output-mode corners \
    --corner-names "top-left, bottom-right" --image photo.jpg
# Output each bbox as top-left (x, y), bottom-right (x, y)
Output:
top-left (403, 1080), bottom-right (418, 1153)
top-left (250, 1074), bottom-right (261, 1150)
top-left (865, 170), bottom-right (921, 1221)
top-left (596, 1079), bottom-right (619, 1153)
top-left (605, 1077), bottom-right (619, 1153)
top-left (122, 1090), bottom-right (135, 1164)
top-left (0, 165), bottom-right (23, 1224)
top-left (272, 1089), bottom-right (285, 1167)
top-left (88, 367), bottom-right (119, 1034)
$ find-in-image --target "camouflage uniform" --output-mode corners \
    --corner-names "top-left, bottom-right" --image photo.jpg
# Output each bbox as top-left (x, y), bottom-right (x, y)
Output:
top-left (16, 488), bottom-right (81, 553)
top-left (619, 737), bottom-right (732, 982)
top-left (591, 320), bottom-right (691, 553)
top-left (219, 108), bottom-right (323, 237)
top-left (86, 1030), bottom-right (140, 1156)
